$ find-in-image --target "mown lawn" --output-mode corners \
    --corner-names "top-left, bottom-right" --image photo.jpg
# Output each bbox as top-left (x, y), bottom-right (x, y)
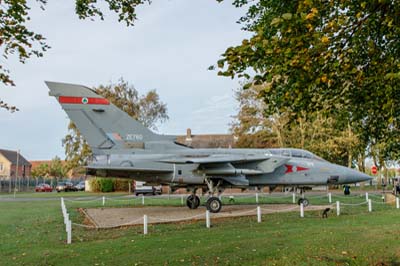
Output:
top-left (0, 194), bottom-right (399, 266)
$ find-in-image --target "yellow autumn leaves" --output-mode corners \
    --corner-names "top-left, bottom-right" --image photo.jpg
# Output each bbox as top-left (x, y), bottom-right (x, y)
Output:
top-left (305, 7), bottom-right (318, 20)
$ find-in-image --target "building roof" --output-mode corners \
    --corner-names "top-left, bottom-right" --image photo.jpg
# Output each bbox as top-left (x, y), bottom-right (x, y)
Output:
top-left (0, 149), bottom-right (31, 166)
top-left (175, 129), bottom-right (236, 149)
top-left (30, 160), bottom-right (67, 169)
top-left (30, 160), bottom-right (52, 169)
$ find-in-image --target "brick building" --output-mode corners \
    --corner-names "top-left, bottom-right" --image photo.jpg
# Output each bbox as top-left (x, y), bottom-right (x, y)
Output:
top-left (176, 128), bottom-right (237, 149)
top-left (0, 149), bottom-right (32, 180)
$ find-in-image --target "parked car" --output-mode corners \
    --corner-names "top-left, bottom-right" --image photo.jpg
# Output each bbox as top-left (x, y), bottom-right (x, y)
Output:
top-left (74, 181), bottom-right (85, 191)
top-left (56, 182), bottom-right (77, 192)
top-left (134, 181), bottom-right (162, 196)
top-left (35, 183), bottom-right (53, 192)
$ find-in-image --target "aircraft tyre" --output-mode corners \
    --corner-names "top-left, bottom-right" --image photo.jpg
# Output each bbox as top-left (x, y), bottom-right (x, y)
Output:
top-left (206, 197), bottom-right (222, 213)
top-left (186, 195), bottom-right (200, 209)
top-left (298, 198), bottom-right (309, 207)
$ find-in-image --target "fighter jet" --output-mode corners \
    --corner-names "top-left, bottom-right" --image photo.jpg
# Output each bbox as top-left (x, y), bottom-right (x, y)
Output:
top-left (47, 81), bottom-right (372, 213)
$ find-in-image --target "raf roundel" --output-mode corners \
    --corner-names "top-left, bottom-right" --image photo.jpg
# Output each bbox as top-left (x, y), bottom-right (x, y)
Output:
top-left (82, 97), bottom-right (89, 104)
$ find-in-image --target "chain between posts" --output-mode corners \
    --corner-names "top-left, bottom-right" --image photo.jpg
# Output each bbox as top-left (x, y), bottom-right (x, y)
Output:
top-left (60, 194), bottom-right (400, 242)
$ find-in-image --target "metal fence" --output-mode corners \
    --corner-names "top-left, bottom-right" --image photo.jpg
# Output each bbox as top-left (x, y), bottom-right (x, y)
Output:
top-left (0, 177), bottom-right (86, 193)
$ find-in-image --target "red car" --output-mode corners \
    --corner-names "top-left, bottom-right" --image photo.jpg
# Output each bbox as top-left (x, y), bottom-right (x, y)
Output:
top-left (35, 183), bottom-right (53, 192)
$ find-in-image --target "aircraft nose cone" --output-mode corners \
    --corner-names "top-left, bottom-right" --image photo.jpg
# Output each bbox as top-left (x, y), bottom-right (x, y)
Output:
top-left (345, 169), bottom-right (373, 183)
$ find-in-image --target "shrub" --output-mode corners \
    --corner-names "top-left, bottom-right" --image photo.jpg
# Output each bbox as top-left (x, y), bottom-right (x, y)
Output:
top-left (113, 179), bottom-right (131, 192)
top-left (88, 177), bottom-right (114, 192)
top-left (88, 178), bottom-right (101, 192)
top-left (99, 178), bottom-right (114, 192)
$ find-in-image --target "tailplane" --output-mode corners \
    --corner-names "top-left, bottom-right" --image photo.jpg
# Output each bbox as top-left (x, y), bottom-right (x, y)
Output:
top-left (46, 81), bottom-right (181, 154)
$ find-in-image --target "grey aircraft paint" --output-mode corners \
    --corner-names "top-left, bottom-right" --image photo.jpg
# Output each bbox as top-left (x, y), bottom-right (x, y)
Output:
top-left (46, 81), bottom-right (372, 212)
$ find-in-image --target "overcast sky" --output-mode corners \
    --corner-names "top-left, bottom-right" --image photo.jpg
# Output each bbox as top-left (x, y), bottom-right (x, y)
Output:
top-left (0, 1), bottom-right (250, 160)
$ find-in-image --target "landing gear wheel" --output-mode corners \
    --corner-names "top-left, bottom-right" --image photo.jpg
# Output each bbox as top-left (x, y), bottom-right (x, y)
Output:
top-left (206, 197), bottom-right (222, 213)
top-left (297, 198), bottom-right (302, 205)
top-left (186, 195), bottom-right (200, 209)
top-left (298, 198), bottom-right (309, 207)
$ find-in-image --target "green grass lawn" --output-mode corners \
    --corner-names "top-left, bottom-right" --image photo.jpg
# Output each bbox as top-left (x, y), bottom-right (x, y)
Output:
top-left (0, 194), bottom-right (399, 266)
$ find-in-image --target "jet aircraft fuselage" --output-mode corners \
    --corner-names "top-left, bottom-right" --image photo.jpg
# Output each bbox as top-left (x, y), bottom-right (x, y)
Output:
top-left (46, 81), bottom-right (372, 213)
top-left (88, 147), bottom-right (370, 188)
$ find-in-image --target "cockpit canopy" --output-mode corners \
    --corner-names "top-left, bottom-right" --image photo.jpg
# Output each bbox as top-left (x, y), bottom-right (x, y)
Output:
top-left (267, 148), bottom-right (326, 162)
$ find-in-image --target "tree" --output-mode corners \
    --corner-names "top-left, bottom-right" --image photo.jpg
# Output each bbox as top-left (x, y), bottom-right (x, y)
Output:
top-left (48, 156), bottom-right (66, 180)
top-left (62, 122), bottom-right (93, 173)
top-left (63, 79), bottom-right (168, 170)
top-left (232, 85), bottom-right (361, 166)
top-left (31, 163), bottom-right (49, 179)
top-left (230, 85), bottom-right (278, 148)
top-left (31, 156), bottom-right (66, 182)
top-left (217, 0), bottom-right (400, 164)
top-left (0, 0), bottom-right (150, 111)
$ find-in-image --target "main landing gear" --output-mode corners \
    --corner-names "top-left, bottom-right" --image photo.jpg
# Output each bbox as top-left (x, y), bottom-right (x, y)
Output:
top-left (185, 179), bottom-right (224, 213)
top-left (186, 194), bottom-right (222, 212)
top-left (204, 178), bottom-right (223, 213)
top-left (186, 194), bottom-right (200, 209)
top-left (206, 196), bottom-right (222, 213)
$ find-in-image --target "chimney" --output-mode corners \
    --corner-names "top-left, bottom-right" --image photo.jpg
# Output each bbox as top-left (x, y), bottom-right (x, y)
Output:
top-left (186, 128), bottom-right (192, 141)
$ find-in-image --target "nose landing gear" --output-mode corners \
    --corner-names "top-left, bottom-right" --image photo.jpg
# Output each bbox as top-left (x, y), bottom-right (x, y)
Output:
top-left (296, 187), bottom-right (310, 207)
top-left (298, 198), bottom-right (309, 207)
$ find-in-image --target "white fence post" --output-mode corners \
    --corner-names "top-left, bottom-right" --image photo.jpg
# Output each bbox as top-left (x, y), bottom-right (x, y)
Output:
top-left (61, 198), bottom-right (66, 213)
top-left (142, 195), bottom-right (145, 205)
top-left (65, 213), bottom-right (69, 228)
top-left (300, 203), bottom-right (304, 218)
top-left (61, 199), bottom-right (66, 217)
top-left (365, 192), bottom-right (369, 202)
top-left (181, 195), bottom-right (184, 205)
top-left (67, 220), bottom-right (72, 244)
top-left (257, 206), bottom-right (261, 223)
top-left (102, 196), bottom-right (105, 206)
top-left (396, 197), bottom-right (399, 209)
top-left (328, 193), bottom-right (332, 203)
top-left (143, 215), bottom-right (148, 235)
top-left (336, 201), bottom-right (340, 216)
top-left (256, 193), bottom-right (259, 204)
top-left (368, 199), bottom-right (372, 212)
top-left (292, 193), bottom-right (296, 204)
top-left (206, 210), bottom-right (211, 228)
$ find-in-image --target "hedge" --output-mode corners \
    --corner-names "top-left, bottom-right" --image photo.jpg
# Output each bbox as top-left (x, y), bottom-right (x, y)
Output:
top-left (88, 177), bottom-right (131, 192)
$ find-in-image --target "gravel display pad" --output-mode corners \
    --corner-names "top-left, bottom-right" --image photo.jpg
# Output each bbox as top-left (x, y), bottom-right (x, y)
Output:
top-left (83, 204), bottom-right (329, 228)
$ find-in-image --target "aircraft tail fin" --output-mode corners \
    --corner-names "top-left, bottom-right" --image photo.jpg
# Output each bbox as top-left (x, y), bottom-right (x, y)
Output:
top-left (46, 81), bottom-right (173, 154)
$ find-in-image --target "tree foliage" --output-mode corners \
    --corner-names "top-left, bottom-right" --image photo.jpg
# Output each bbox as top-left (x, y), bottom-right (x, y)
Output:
top-left (218, 0), bottom-right (400, 164)
top-left (31, 163), bottom-right (49, 178)
top-left (31, 156), bottom-right (66, 179)
top-left (0, 0), bottom-right (150, 111)
top-left (96, 79), bottom-right (169, 130)
top-left (63, 79), bottom-right (168, 170)
top-left (48, 156), bottom-right (66, 179)
top-left (62, 122), bottom-right (93, 172)
top-left (232, 86), bottom-right (361, 166)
